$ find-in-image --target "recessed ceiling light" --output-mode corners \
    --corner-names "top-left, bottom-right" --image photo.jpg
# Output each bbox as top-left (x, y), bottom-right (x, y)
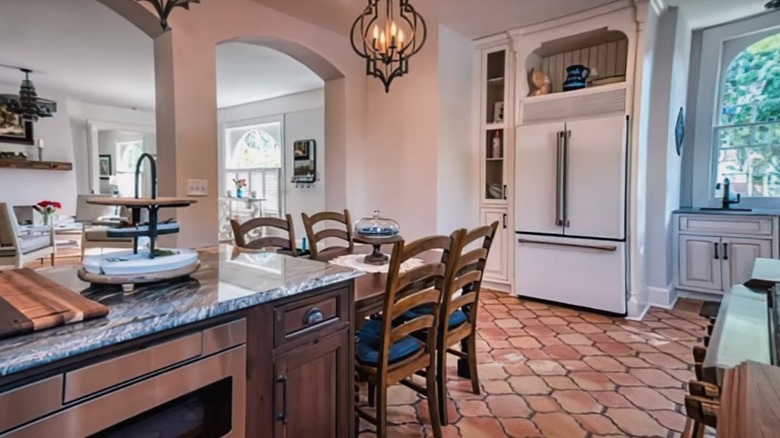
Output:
top-left (766, 0), bottom-right (780, 9)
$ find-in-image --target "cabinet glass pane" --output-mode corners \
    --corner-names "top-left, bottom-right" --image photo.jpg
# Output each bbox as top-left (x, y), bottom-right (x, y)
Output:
top-left (485, 129), bottom-right (504, 200)
top-left (486, 51), bottom-right (506, 124)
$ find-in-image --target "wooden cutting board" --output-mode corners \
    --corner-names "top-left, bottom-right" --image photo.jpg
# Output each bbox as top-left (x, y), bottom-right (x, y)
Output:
top-left (0, 268), bottom-right (109, 339)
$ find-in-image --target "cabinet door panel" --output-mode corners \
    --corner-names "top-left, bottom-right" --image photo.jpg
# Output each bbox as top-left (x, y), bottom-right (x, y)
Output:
top-left (482, 208), bottom-right (508, 282)
top-left (723, 237), bottom-right (772, 288)
top-left (679, 235), bottom-right (722, 291)
top-left (515, 121), bottom-right (565, 235)
top-left (274, 329), bottom-right (351, 438)
top-left (564, 115), bottom-right (627, 239)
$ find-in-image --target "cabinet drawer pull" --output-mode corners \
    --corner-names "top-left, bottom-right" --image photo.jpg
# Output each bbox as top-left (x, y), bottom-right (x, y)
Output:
top-left (723, 243), bottom-right (728, 260)
top-left (714, 243), bottom-right (719, 260)
top-left (304, 307), bottom-right (325, 325)
top-left (276, 374), bottom-right (288, 423)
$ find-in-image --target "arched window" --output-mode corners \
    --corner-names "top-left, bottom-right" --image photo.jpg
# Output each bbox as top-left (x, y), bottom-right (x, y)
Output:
top-left (715, 33), bottom-right (780, 197)
top-left (228, 128), bottom-right (281, 169)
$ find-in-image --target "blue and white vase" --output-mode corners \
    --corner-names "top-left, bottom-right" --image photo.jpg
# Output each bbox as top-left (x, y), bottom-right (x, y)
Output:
top-left (563, 65), bottom-right (590, 91)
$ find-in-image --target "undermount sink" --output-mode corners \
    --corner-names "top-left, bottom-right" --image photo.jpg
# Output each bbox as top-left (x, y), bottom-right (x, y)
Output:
top-left (697, 207), bottom-right (753, 212)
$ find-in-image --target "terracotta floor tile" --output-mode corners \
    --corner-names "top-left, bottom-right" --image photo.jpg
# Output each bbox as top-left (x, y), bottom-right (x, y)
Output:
top-left (649, 409), bottom-right (688, 432)
top-left (456, 399), bottom-right (491, 417)
top-left (508, 336), bottom-right (542, 349)
top-left (500, 418), bottom-right (543, 437)
top-left (605, 372), bottom-right (645, 387)
top-left (630, 368), bottom-right (684, 388)
top-left (618, 387), bottom-right (677, 410)
top-left (591, 390), bottom-right (634, 408)
top-left (640, 352), bottom-right (689, 369)
top-left (482, 380), bottom-right (514, 395)
top-left (573, 413), bottom-right (622, 435)
top-left (551, 390), bottom-right (603, 413)
top-left (496, 318), bottom-right (524, 329)
top-left (532, 413), bottom-right (588, 438)
top-left (526, 395), bottom-right (562, 413)
top-left (570, 322), bottom-right (603, 333)
top-left (543, 376), bottom-right (580, 390)
top-left (508, 376), bottom-right (552, 395)
top-left (526, 359), bottom-right (567, 376)
top-left (583, 356), bottom-right (627, 372)
top-left (569, 372), bottom-right (617, 391)
top-left (558, 333), bottom-right (593, 345)
top-left (594, 342), bottom-right (635, 356)
top-left (457, 417), bottom-right (506, 438)
top-left (605, 408), bottom-right (668, 437)
top-left (368, 289), bottom-right (708, 438)
top-left (484, 394), bottom-right (533, 418)
top-left (542, 345), bottom-right (582, 360)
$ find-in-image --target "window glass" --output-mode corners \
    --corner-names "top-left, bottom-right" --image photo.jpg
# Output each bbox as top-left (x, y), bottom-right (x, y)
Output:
top-left (715, 33), bottom-right (780, 197)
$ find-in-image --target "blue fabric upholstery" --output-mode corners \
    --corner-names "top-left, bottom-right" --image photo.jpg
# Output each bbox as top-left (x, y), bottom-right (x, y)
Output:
top-left (402, 305), bottom-right (468, 328)
top-left (356, 320), bottom-right (421, 365)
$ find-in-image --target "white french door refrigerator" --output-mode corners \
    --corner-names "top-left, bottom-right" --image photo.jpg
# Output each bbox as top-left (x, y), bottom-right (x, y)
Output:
top-left (515, 114), bottom-right (628, 314)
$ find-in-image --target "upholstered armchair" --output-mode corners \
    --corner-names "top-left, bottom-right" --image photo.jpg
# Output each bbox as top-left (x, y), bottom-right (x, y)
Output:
top-left (0, 203), bottom-right (56, 269)
top-left (75, 194), bottom-right (133, 260)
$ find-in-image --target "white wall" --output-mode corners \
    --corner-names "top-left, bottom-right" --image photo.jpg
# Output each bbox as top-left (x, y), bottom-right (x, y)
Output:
top-left (644, 6), bottom-right (691, 306)
top-left (0, 85), bottom-right (78, 215)
top-left (437, 25), bottom-right (478, 234)
top-left (218, 89), bottom-right (325, 235)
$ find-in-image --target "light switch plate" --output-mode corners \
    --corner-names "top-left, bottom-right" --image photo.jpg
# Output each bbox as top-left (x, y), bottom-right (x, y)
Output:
top-left (187, 179), bottom-right (208, 197)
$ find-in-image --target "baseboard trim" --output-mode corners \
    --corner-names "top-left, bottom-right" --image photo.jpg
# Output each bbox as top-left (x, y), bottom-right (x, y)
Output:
top-left (625, 293), bottom-right (650, 321)
top-left (677, 289), bottom-right (724, 303)
top-left (647, 286), bottom-right (678, 310)
top-left (482, 280), bottom-right (512, 294)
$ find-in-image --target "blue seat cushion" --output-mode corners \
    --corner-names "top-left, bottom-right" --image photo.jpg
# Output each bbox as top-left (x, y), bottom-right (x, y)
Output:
top-left (402, 305), bottom-right (468, 328)
top-left (356, 320), bottom-right (421, 365)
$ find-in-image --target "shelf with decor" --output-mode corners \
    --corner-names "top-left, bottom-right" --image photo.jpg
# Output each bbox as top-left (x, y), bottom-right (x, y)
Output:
top-left (521, 27), bottom-right (629, 101)
top-left (0, 160), bottom-right (73, 171)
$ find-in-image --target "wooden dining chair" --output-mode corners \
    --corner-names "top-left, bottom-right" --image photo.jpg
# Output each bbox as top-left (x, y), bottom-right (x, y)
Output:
top-left (433, 222), bottom-right (498, 424)
top-left (301, 209), bottom-right (354, 259)
top-left (230, 215), bottom-right (297, 256)
top-left (355, 230), bottom-right (464, 438)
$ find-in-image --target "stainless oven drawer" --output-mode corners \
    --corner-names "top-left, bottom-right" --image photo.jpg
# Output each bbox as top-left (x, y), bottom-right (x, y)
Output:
top-left (63, 332), bottom-right (203, 403)
top-left (0, 376), bottom-right (63, 432)
top-left (1, 346), bottom-right (246, 438)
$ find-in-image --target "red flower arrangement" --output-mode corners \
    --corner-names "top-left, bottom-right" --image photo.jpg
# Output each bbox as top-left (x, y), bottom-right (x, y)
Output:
top-left (34, 200), bottom-right (62, 225)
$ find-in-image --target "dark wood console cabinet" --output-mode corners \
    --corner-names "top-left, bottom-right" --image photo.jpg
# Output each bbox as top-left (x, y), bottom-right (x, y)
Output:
top-left (246, 281), bottom-right (354, 438)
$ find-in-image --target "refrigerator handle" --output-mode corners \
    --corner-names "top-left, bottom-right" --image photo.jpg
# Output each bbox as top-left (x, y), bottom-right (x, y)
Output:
top-left (555, 131), bottom-right (565, 226)
top-left (563, 130), bottom-right (571, 228)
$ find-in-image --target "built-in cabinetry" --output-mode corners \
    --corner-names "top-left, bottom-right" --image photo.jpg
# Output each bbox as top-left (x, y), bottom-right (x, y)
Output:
top-left (673, 213), bottom-right (778, 296)
top-left (477, 39), bottom-right (514, 290)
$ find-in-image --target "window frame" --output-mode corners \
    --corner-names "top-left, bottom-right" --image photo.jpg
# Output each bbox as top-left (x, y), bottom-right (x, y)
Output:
top-left (690, 12), bottom-right (780, 208)
top-left (218, 115), bottom-right (285, 216)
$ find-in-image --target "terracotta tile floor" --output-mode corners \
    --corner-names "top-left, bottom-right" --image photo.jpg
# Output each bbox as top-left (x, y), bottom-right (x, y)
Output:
top-left (357, 290), bottom-right (711, 438)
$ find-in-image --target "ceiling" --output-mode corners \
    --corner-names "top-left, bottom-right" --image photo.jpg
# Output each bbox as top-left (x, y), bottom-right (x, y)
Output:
top-left (216, 43), bottom-right (324, 109)
top-left (251, 0), bottom-right (620, 39)
top-left (668, 0), bottom-right (769, 29)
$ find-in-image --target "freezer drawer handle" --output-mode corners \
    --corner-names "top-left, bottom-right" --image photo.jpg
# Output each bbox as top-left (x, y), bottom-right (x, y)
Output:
top-left (517, 238), bottom-right (617, 252)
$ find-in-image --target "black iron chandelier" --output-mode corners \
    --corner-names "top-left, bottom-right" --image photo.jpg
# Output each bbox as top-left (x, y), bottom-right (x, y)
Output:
top-left (0, 68), bottom-right (57, 122)
top-left (136, 0), bottom-right (201, 30)
top-left (350, 0), bottom-right (427, 92)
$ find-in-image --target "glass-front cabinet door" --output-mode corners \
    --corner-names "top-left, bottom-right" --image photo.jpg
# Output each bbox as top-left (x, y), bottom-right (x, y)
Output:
top-left (481, 46), bottom-right (510, 205)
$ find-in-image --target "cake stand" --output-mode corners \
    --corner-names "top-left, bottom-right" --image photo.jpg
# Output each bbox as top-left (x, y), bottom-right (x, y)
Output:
top-left (354, 234), bottom-right (403, 265)
top-left (77, 153), bottom-right (200, 290)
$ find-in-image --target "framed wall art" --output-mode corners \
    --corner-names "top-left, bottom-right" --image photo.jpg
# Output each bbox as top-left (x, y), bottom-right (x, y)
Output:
top-left (0, 104), bottom-right (33, 145)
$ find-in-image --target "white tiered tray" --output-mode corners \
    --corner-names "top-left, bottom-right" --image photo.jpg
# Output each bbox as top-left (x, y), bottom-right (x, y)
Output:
top-left (78, 248), bottom-right (200, 287)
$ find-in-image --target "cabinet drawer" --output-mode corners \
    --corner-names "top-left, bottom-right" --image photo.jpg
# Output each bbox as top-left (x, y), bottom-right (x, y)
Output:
top-left (679, 215), bottom-right (773, 236)
top-left (274, 287), bottom-right (348, 347)
top-left (0, 376), bottom-right (63, 432)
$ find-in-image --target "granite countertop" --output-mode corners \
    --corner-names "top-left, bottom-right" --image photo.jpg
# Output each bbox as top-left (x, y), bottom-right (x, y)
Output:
top-left (0, 245), bottom-right (362, 378)
top-left (675, 207), bottom-right (780, 216)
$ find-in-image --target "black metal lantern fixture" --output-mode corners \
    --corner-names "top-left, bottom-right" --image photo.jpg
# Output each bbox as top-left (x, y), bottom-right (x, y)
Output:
top-left (0, 68), bottom-right (57, 122)
top-left (136, 0), bottom-right (201, 30)
top-left (350, 0), bottom-right (427, 92)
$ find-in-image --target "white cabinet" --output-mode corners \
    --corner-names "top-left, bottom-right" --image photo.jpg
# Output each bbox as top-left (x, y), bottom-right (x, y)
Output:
top-left (674, 214), bottom-right (778, 295)
top-left (679, 235), bottom-right (722, 291)
top-left (482, 208), bottom-right (509, 284)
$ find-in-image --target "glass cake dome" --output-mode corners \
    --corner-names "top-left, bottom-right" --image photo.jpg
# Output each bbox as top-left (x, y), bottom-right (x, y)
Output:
top-left (354, 210), bottom-right (399, 237)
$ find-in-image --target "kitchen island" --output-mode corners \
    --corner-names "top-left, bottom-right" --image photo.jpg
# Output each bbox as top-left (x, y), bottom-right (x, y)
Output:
top-left (0, 246), bottom-right (361, 438)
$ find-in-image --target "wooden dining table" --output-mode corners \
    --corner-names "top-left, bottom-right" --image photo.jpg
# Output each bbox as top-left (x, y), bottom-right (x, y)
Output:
top-left (312, 243), bottom-right (441, 321)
